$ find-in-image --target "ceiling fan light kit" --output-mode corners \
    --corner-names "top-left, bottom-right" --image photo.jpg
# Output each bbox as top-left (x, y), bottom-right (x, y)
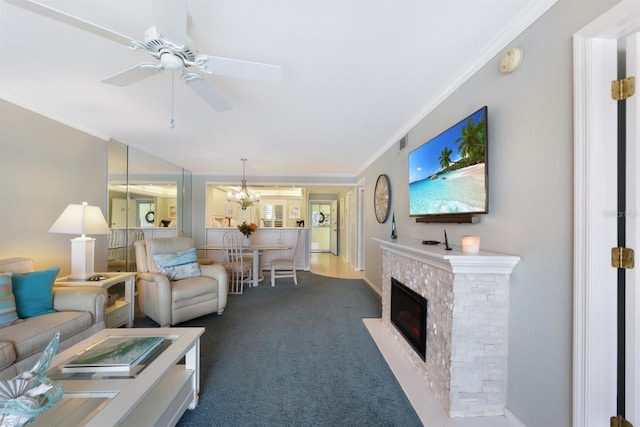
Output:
top-left (160, 52), bottom-right (185, 71)
top-left (7, 0), bottom-right (283, 113)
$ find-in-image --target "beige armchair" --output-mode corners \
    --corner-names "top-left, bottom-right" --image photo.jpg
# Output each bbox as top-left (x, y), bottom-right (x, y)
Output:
top-left (134, 237), bottom-right (227, 327)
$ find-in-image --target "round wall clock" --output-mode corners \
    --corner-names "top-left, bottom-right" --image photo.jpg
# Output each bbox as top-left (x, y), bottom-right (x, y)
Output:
top-left (374, 174), bottom-right (391, 223)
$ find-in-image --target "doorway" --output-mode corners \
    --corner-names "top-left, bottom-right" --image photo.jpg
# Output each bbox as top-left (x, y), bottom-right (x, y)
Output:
top-left (310, 203), bottom-right (332, 252)
top-left (138, 200), bottom-right (155, 228)
top-left (574, 2), bottom-right (639, 425)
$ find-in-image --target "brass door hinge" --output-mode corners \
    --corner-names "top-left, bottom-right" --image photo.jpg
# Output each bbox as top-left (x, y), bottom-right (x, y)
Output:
top-left (611, 415), bottom-right (633, 427)
top-left (612, 247), bottom-right (635, 269)
top-left (612, 76), bottom-right (636, 100)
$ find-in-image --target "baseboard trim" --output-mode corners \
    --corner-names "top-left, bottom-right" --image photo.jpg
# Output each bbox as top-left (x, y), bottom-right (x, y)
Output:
top-left (363, 277), bottom-right (381, 296)
top-left (504, 409), bottom-right (527, 427)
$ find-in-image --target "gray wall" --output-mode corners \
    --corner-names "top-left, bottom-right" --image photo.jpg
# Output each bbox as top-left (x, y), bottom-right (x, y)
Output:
top-left (358, 0), bottom-right (618, 425)
top-left (0, 101), bottom-right (190, 274)
top-left (0, 100), bottom-right (109, 273)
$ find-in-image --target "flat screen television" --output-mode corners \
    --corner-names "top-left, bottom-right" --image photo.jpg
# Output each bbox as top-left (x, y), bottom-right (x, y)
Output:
top-left (408, 106), bottom-right (488, 217)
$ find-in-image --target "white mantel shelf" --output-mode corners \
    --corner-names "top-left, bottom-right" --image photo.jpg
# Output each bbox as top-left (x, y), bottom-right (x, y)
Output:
top-left (373, 237), bottom-right (520, 274)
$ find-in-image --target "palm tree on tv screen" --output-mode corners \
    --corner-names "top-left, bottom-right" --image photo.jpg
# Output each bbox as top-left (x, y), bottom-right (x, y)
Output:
top-left (456, 113), bottom-right (486, 165)
top-left (439, 146), bottom-right (453, 170)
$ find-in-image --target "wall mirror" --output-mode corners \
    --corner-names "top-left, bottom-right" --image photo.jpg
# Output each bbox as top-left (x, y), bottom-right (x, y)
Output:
top-left (107, 140), bottom-right (192, 271)
top-left (109, 183), bottom-right (177, 228)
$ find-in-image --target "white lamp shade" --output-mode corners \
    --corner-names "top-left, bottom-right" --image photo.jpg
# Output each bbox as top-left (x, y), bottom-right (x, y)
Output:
top-left (49, 202), bottom-right (109, 280)
top-left (49, 202), bottom-right (110, 236)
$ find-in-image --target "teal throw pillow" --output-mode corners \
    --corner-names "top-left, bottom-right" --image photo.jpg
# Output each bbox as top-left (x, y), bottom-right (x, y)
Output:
top-left (152, 248), bottom-right (201, 281)
top-left (0, 273), bottom-right (20, 328)
top-left (12, 267), bottom-right (60, 318)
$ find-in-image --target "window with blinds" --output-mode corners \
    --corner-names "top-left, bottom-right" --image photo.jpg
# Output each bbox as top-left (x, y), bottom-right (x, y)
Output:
top-left (262, 202), bottom-right (284, 227)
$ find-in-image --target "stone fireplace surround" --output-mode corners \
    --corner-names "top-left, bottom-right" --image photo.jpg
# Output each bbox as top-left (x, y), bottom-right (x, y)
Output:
top-left (373, 237), bottom-right (520, 418)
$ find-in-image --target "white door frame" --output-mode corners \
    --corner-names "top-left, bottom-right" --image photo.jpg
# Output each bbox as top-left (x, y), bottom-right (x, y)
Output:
top-left (625, 31), bottom-right (640, 426)
top-left (345, 189), bottom-right (354, 266)
top-left (574, 1), bottom-right (640, 425)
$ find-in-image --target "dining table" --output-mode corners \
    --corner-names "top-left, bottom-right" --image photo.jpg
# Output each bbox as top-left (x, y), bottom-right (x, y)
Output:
top-left (198, 244), bottom-right (292, 288)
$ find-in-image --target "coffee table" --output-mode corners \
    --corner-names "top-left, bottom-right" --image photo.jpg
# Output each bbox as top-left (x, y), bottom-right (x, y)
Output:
top-left (30, 327), bottom-right (203, 426)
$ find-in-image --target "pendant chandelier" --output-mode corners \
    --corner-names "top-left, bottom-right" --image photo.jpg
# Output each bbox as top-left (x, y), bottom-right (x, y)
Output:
top-left (227, 158), bottom-right (260, 210)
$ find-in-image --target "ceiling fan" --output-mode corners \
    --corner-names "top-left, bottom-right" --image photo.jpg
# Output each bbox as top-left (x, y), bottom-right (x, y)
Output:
top-left (5, 0), bottom-right (283, 112)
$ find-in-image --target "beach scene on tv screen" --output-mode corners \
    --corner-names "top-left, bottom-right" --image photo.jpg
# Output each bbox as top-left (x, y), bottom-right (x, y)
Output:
top-left (409, 108), bottom-right (486, 215)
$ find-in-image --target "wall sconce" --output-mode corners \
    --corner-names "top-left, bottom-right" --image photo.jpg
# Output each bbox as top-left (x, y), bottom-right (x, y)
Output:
top-left (461, 235), bottom-right (480, 254)
top-left (49, 202), bottom-right (111, 279)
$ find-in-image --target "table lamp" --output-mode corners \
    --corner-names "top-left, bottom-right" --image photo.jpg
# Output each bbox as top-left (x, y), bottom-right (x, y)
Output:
top-left (49, 202), bottom-right (111, 280)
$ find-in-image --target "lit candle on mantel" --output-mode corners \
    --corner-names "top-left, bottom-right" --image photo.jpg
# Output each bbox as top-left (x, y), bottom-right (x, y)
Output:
top-left (461, 235), bottom-right (480, 254)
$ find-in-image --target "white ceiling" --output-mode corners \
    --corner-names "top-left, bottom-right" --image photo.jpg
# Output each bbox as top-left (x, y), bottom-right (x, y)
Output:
top-left (0, 0), bottom-right (556, 178)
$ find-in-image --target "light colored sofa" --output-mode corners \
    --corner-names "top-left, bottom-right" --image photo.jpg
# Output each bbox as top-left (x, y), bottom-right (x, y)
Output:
top-left (0, 257), bottom-right (107, 380)
top-left (135, 237), bottom-right (227, 327)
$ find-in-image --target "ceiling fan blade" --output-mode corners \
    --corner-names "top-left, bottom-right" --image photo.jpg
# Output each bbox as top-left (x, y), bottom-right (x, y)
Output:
top-left (152, 0), bottom-right (188, 46)
top-left (102, 63), bottom-right (163, 87)
top-left (182, 72), bottom-right (232, 112)
top-left (5, 0), bottom-right (135, 46)
top-left (200, 55), bottom-right (283, 82)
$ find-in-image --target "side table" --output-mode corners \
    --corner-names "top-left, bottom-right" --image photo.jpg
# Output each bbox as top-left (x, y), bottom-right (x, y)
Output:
top-left (55, 272), bottom-right (136, 328)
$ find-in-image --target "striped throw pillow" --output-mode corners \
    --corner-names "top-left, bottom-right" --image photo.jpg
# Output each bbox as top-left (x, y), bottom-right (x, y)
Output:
top-left (0, 273), bottom-right (19, 328)
top-left (151, 247), bottom-right (202, 281)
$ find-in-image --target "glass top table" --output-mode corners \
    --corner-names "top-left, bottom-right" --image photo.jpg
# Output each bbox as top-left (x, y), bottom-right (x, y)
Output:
top-left (31, 327), bottom-right (203, 426)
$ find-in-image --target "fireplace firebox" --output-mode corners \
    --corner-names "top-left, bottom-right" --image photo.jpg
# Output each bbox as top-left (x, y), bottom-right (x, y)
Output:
top-left (390, 277), bottom-right (427, 361)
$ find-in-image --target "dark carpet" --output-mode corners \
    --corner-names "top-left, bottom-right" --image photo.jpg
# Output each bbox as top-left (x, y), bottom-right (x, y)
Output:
top-left (135, 271), bottom-right (421, 427)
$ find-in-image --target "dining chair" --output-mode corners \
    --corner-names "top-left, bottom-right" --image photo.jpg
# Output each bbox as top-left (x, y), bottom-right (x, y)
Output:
top-left (222, 231), bottom-right (253, 294)
top-left (107, 229), bottom-right (126, 272)
top-left (271, 229), bottom-right (299, 286)
top-left (127, 229), bottom-right (145, 271)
